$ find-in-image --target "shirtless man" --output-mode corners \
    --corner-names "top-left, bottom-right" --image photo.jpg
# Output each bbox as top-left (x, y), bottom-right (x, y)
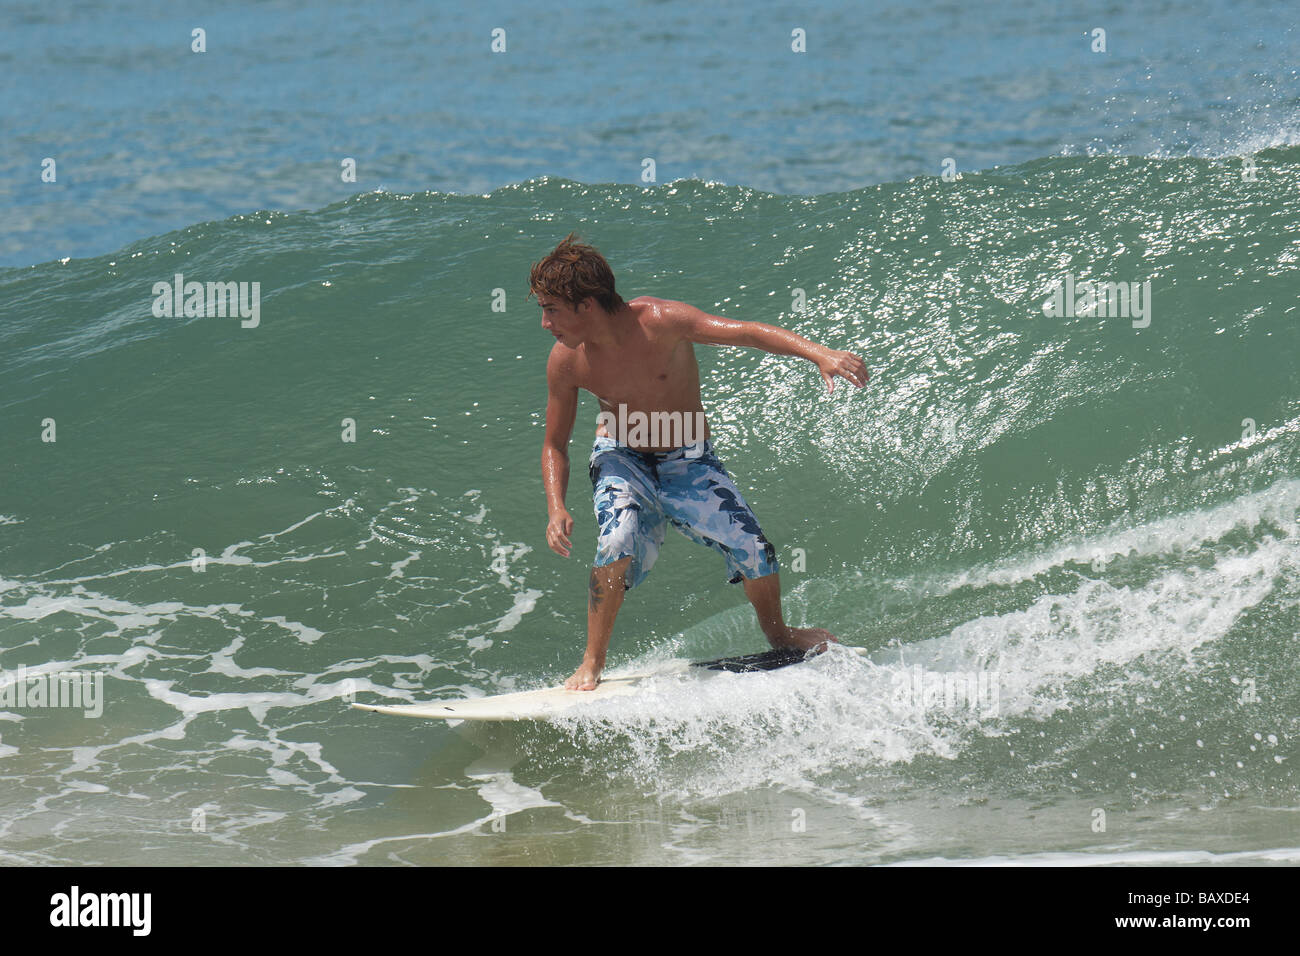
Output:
top-left (531, 233), bottom-right (869, 690)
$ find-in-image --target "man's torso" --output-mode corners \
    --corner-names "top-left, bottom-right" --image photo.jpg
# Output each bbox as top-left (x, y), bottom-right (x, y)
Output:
top-left (557, 296), bottom-right (711, 451)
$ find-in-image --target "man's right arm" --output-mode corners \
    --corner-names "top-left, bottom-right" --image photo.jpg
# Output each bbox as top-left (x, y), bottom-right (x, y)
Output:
top-left (542, 346), bottom-right (578, 557)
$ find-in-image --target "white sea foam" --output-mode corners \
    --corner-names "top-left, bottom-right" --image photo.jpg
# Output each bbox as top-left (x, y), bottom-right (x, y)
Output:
top-left (547, 479), bottom-right (1298, 801)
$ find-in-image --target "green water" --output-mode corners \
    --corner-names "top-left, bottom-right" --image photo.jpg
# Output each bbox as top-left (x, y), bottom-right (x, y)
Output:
top-left (1, 151), bottom-right (1297, 864)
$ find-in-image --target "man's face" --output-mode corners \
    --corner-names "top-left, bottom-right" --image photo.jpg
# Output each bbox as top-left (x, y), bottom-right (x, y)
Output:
top-left (537, 294), bottom-right (594, 347)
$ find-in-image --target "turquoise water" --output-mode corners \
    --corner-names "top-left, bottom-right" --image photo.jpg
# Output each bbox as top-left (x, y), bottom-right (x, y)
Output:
top-left (1, 1), bottom-right (1298, 866)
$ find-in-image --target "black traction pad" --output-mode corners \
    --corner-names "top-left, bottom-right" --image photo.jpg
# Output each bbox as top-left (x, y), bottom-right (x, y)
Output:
top-left (690, 648), bottom-right (813, 672)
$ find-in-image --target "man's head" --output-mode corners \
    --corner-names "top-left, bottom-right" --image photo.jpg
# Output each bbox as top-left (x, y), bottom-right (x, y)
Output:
top-left (529, 233), bottom-right (626, 346)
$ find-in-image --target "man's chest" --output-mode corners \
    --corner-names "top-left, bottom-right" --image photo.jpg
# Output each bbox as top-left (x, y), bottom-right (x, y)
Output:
top-left (577, 343), bottom-right (696, 404)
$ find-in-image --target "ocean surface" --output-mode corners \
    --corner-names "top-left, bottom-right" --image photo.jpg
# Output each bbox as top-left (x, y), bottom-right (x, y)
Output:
top-left (1, 0), bottom-right (1298, 866)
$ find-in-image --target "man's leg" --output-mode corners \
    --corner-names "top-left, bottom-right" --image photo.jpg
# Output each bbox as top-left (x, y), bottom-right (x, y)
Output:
top-left (655, 444), bottom-right (838, 653)
top-left (565, 555), bottom-right (632, 690)
top-left (741, 569), bottom-right (838, 652)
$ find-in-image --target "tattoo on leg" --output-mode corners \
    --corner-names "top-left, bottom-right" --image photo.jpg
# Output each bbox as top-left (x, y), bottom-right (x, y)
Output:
top-left (588, 568), bottom-right (605, 612)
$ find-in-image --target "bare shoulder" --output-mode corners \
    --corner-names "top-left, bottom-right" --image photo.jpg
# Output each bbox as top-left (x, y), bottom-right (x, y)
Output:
top-left (546, 341), bottom-right (577, 383)
top-left (631, 295), bottom-right (678, 315)
top-left (631, 296), bottom-right (694, 336)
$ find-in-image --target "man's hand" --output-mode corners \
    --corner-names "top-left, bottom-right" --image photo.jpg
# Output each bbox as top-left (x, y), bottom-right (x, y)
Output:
top-left (546, 509), bottom-right (574, 557)
top-left (816, 349), bottom-right (870, 394)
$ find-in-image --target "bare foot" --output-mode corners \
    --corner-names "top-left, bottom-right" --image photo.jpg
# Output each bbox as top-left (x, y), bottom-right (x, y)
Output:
top-left (767, 626), bottom-right (839, 655)
top-left (564, 662), bottom-right (602, 691)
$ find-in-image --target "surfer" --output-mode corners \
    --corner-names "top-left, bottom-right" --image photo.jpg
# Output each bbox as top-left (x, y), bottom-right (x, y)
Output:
top-left (532, 234), bottom-right (869, 690)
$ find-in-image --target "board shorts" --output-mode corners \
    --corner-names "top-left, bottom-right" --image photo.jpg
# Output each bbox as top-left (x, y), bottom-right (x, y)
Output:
top-left (588, 435), bottom-right (780, 591)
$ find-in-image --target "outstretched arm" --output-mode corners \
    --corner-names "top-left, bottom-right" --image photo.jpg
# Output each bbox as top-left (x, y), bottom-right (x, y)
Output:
top-left (668, 301), bottom-right (870, 394)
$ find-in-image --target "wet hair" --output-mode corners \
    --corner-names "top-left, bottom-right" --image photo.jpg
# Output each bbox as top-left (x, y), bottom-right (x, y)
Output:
top-left (527, 232), bottom-right (626, 315)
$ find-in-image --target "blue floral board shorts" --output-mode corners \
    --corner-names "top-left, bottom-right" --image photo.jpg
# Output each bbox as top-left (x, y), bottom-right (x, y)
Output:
top-left (588, 435), bottom-right (780, 590)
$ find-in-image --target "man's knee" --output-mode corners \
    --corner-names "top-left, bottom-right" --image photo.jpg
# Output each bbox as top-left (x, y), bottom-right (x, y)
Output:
top-left (593, 554), bottom-right (634, 591)
top-left (596, 554), bottom-right (632, 576)
top-left (740, 568), bottom-right (780, 589)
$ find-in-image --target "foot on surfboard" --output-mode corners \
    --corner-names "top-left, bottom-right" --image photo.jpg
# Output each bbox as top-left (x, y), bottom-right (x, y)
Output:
top-left (769, 626), bottom-right (838, 655)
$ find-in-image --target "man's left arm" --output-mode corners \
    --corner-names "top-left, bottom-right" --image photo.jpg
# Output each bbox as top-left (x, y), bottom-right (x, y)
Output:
top-left (669, 302), bottom-right (870, 394)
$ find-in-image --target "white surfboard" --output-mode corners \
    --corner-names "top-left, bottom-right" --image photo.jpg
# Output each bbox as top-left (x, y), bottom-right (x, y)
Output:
top-left (351, 647), bottom-right (863, 722)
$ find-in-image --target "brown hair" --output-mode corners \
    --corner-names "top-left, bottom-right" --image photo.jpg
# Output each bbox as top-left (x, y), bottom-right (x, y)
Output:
top-left (527, 232), bottom-right (626, 315)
